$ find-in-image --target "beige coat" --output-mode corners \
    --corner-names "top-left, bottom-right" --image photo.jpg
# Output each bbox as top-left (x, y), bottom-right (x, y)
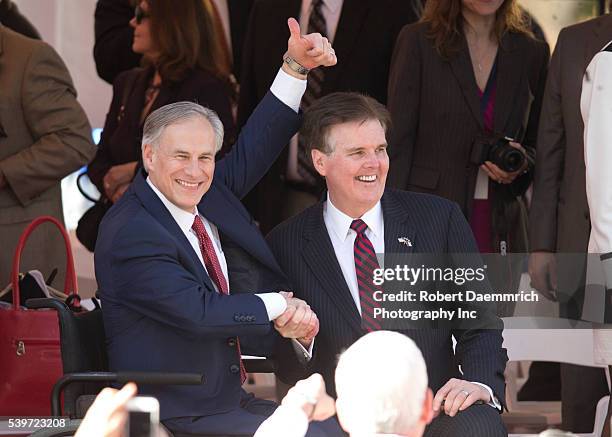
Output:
top-left (0, 25), bottom-right (96, 289)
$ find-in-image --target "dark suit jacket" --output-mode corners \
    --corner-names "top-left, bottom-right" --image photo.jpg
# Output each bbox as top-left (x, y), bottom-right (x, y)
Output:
top-left (530, 14), bottom-right (612, 254)
top-left (96, 92), bottom-right (298, 421)
top-left (387, 23), bottom-right (548, 251)
top-left (266, 189), bottom-right (507, 403)
top-left (93, 0), bottom-right (253, 84)
top-left (87, 66), bottom-right (235, 196)
top-left (238, 0), bottom-right (418, 233)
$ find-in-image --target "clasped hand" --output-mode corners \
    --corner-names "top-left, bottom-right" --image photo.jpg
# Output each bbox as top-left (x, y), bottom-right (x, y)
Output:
top-left (274, 291), bottom-right (319, 348)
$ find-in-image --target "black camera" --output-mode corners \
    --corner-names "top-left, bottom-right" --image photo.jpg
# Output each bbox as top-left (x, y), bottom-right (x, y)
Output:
top-left (470, 136), bottom-right (525, 173)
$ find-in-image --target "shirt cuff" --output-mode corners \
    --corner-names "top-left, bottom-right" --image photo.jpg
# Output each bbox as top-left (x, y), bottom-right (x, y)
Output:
top-left (270, 68), bottom-right (307, 113)
top-left (291, 338), bottom-right (315, 363)
top-left (471, 382), bottom-right (502, 410)
top-left (255, 293), bottom-right (288, 321)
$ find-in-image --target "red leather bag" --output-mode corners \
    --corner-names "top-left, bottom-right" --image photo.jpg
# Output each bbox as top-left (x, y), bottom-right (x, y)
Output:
top-left (0, 216), bottom-right (78, 415)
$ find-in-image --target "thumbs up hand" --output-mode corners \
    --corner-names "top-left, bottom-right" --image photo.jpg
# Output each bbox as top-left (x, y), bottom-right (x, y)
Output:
top-left (285, 18), bottom-right (337, 73)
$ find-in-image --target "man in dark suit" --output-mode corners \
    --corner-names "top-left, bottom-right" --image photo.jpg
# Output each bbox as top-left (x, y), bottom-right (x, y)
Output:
top-left (267, 92), bottom-right (508, 437)
top-left (238, 0), bottom-right (419, 234)
top-left (95, 21), bottom-right (341, 436)
top-left (528, 14), bottom-right (612, 432)
top-left (94, 0), bottom-right (253, 84)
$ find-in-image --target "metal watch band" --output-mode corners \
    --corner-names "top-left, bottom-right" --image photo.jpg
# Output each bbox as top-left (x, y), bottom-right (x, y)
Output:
top-left (283, 55), bottom-right (310, 75)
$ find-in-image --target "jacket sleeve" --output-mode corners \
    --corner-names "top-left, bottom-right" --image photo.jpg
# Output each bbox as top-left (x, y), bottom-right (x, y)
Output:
top-left (529, 29), bottom-right (566, 252)
top-left (87, 71), bottom-right (129, 194)
top-left (107, 223), bottom-right (272, 338)
top-left (0, 42), bottom-right (96, 206)
top-left (509, 39), bottom-right (550, 198)
top-left (387, 24), bottom-right (422, 190)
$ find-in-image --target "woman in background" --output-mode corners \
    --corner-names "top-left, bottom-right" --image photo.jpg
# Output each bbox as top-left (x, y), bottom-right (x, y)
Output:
top-left (387, 0), bottom-right (548, 256)
top-left (387, 0), bottom-right (548, 320)
top-left (87, 0), bottom-right (235, 204)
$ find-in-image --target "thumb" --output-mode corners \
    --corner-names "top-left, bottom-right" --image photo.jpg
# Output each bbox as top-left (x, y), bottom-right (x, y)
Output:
top-left (287, 17), bottom-right (301, 41)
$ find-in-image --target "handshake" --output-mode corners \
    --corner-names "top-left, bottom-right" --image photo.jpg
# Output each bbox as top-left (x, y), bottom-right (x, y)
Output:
top-left (274, 291), bottom-right (319, 348)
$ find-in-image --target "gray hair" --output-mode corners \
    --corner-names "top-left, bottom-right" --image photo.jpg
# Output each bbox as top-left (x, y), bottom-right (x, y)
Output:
top-left (335, 331), bottom-right (428, 434)
top-left (141, 101), bottom-right (224, 153)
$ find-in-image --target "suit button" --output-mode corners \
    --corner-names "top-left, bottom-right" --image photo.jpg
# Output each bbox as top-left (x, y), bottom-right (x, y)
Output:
top-left (230, 364), bottom-right (240, 374)
top-left (227, 337), bottom-right (237, 347)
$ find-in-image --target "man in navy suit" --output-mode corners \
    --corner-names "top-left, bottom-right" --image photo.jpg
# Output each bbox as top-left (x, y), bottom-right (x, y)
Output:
top-left (95, 20), bottom-right (341, 436)
top-left (266, 93), bottom-right (508, 437)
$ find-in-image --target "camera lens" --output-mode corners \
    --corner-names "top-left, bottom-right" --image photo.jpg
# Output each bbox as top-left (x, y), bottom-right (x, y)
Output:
top-left (489, 141), bottom-right (525, 173)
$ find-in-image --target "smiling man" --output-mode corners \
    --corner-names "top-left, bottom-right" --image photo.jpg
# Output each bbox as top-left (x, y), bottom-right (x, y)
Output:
top-left (266, 92), bottom-right (508, 437)
top-left (94, 19), bottom-right (342, 436)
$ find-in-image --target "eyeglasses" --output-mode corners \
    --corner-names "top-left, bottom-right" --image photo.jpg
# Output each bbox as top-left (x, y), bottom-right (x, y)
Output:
top-left (134, 5), bottom-right (149, 24)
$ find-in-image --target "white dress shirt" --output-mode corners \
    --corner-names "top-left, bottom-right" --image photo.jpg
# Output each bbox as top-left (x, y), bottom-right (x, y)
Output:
top-left (286, 0), bottom-right (344, 182)
top-left (322, 194), bottom-right (500, 409)
top-left (323, 195), bottom-right (384, 313)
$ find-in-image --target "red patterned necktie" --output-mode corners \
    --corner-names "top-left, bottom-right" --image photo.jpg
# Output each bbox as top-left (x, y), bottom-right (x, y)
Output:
top-left (350, 219), bottom-right (382, 332)
top-left (192, 215), bottom-right (247, 384)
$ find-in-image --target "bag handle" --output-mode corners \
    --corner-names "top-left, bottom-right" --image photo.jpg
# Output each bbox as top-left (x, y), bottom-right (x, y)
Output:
top-left (10, 216), bottom-right (78, 309)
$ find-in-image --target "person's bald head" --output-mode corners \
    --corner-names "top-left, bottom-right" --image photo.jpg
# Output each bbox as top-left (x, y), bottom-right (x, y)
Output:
top-left (335, 331), bottom-right (433, 437)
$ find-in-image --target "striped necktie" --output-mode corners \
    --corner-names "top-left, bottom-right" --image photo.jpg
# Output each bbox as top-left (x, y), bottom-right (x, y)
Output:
top-left (350, 219), bottom-right (382, 332)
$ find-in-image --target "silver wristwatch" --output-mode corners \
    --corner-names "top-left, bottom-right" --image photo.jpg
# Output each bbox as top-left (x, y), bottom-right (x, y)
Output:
top-left (283, 55), bottom-right (310, 75)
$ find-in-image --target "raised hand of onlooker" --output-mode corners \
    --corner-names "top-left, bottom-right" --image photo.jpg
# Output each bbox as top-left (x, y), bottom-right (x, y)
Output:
top-left (275, 291), bottom-right (319, 348)
top-left (282, 373), bottom-right (336, 421)
top-left (75, 382), bottom-right (137, 437)
top-left (285, 18), bottom-right (337, 72)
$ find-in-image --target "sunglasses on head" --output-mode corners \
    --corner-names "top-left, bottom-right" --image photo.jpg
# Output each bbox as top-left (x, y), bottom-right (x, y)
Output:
top-left (134, 5), bottom-right (149, 24)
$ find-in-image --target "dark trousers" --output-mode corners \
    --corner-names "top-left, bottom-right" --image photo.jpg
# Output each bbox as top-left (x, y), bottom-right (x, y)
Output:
top-left (424, 404), bottom-right (507, 437)
top-left (163, 390), bottom-right (342, 436)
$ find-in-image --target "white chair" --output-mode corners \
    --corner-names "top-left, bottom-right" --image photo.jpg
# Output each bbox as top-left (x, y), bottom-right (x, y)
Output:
top-left (503, 316), bottom-right (610, 437)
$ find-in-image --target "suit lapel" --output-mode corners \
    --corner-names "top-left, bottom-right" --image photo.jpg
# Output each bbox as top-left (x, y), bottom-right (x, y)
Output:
top-left (449, 37), bottom-right (483, 129)
top-left (132, 172), bottom-right (216, 292)
top-left (381, 191), bottom-right (416, 256)
top-left (302, 203), bottom-right (363, 335)
top-left (199, 183), bottom-right (284, 276)
top-left (493, 33), bottom-right (523, 136)
top-left (323, 0), bottom-right (370, 92)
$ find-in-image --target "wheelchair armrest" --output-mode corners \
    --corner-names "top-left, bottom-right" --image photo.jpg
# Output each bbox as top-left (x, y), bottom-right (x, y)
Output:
top-left (51, 372), bottom-right (204, 416)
